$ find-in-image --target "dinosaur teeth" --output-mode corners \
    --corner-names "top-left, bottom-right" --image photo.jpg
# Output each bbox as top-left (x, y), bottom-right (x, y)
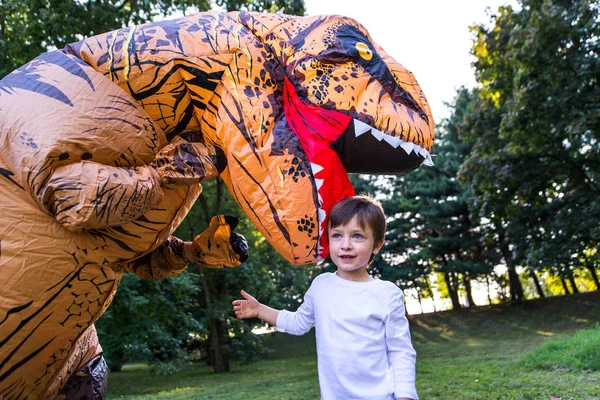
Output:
top-left (400, 141), bottom-right (416, 154)
top-left (352, 119), bottom-right (434, 167)
top-left (315, 178), bottom-right (324, 191)
top-left (310, 162), bottom-right (323, 174)
top-left (353, 119), bottom-right (371, 137)
top-left (423, 153), bottom-right (435, 166)
top-left (317, 208), bottom-right (326, 224)
top-left (383, 135), bottom-right (401, 148)
top-left (312, 162), bottom-right (325, 204)
top-left (370, 128), bottom-right (384, 141)
top-left (310, 159), bottom-right (327, 262)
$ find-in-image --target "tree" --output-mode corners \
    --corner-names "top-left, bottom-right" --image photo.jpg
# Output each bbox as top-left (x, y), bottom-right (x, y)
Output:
top-left (96, 270), bottom-right (203, 373)
top-left (0, 0), bottom-right (305, 78)
top-left (378, 88), bottom-right (501, 310)
top-left (460, 0), bottom-right (599, 299)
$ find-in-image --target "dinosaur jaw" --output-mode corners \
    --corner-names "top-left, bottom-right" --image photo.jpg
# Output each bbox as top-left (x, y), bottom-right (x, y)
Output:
top-left (355, 119), bottom-right (434, 165)
top-left (332, 118), bottom-right (434, 175)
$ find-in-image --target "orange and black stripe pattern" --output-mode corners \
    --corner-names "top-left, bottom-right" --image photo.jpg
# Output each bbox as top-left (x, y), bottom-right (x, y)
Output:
top-left (0, 11), bottom-right (433, 398)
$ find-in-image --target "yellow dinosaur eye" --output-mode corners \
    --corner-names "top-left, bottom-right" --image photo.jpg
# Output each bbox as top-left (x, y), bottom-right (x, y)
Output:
top-left (355, 42), bottom-right (373, 61)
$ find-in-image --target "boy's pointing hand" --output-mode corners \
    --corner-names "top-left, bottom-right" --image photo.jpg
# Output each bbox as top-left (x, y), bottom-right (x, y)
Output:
top-left (232, 290), bottom-right (260, 319)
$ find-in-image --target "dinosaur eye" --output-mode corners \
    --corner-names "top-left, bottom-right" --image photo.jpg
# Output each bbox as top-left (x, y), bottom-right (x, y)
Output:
top-left (355, 42), bottom-right (373, 61)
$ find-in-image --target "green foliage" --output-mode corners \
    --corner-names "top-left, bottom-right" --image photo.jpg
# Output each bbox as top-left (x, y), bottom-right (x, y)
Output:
top-left (215, 0), bottom-right (304, 13)
top-left (455, 0), bottom-right (600, 300)
top-left (96, 271), bottom-right (204, 372)
top-left (97, 177), bottom-right (313, 373)
top-left (469, 0), bottom-right (599, 256)
top-left (523, 325), bottom-right (600, 372)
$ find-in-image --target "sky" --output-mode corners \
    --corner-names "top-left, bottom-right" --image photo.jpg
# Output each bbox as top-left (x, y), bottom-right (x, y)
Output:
top-left (304, 0), bottom-right (517, 122)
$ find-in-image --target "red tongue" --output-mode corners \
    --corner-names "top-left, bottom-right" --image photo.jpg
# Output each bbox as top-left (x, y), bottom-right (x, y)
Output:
top-left (283, 77), bottom-right (355, 260)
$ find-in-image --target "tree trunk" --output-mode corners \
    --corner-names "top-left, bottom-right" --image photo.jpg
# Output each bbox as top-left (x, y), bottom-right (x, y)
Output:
top-left (507, 265), bottom-right (523, 302)
top-left (485, 275), bottom-right (493, 305)
top-left (193, 187), bottom-right (230, 373)
top-left (462, 273), bottom-right (476, 307)
top-left (208, 318), bottom-right (230, 373)
top-left (588, 265), bottom-right (600, 290)
top-left (199, 266), bottom-right (230, 373)
top-left (567, 270), bottom-right (579, 294)
top-left (560, 276), bottom-right (570, 295)
top-left (444, 271), bottom-right (461, 310)
top-left (423, 277), bottom-right (437, 312)
top-left (498, 236), bottom-right (524, 302)
top-left (416, 288), bottom-right (424, 314)
top-left (528, 268), bottom-right (545, 298)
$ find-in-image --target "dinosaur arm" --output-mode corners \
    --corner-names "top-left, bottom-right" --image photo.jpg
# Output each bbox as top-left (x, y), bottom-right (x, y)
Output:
top-left (36, 137), bottom-right (224, 232)
top-left (123, 236), bottom-right (190, 279)
top-left (37, 162), bottom-right (163, 231)
top-left (123, 215), bottom-right (249, 279)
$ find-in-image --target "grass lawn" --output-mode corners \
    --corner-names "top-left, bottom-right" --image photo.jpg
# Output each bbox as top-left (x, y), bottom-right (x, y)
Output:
top-left (108, 291), bottom-right (600, 399)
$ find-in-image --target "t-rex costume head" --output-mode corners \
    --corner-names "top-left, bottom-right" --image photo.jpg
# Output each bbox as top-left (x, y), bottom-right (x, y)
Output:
top-left (0, 11), bottom-right (433, 399)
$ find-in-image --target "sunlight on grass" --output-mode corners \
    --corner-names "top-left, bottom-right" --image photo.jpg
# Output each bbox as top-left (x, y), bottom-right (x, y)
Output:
top-left (523, 325), bottom-right (600, 372)
top-left (464, 338), bottom-right (483, 348)
top-left (158, 387), bottom-right (196, 395)
top-left (536, 330), bottom-right (555, 336)
top-left (122, 363), bottom-right (149, 371)
top-left (439, 331), bottom-right (456, 340)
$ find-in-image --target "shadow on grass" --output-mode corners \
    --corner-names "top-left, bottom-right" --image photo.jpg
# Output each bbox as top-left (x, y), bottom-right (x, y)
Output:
top-left (410, 291), bottom-right (600, 355)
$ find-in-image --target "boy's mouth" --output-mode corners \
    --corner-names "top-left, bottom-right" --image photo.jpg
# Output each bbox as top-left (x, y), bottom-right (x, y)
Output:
top-left (339, 255), bottom-right (356, 260)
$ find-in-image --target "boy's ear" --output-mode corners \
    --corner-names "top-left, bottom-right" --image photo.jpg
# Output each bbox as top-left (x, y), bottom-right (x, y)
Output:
top-left (372, 240), bottom-right (384, 255)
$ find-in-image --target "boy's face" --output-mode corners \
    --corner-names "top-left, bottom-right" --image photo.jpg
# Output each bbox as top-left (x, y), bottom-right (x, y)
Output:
top-left (328, 216), bottom-right (383, 281)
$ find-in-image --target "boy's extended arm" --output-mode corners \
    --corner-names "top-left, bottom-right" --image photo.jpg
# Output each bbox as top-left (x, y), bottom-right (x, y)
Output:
top-left (386, 290), bottom-right (419, 400)
top-left (232, 290), bottom-right (279, 326)
top-left (233, 285), bottom-right (316, 336)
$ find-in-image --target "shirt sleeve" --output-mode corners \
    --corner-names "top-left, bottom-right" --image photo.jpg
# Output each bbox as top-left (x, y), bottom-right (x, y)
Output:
top-left (385, 289), bottom-right (419, 400)
top-left (276, 282), bottom-right (316, 336)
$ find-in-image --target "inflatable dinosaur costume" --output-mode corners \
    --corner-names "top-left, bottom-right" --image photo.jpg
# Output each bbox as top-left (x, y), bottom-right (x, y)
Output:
top-left (0, 11), bottom-right (434, 399)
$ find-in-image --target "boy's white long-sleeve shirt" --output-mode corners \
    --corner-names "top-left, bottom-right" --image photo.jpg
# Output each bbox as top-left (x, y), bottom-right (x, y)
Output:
top-left (276, 272), bottom-right (418, 400)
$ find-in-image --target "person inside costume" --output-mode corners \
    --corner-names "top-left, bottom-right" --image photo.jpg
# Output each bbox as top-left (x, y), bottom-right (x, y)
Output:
top-left (0, 11), bottom-right (433, 399)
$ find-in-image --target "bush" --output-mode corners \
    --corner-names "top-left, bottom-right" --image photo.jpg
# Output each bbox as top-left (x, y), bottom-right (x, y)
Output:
top-left (522, 325), bottom-right (600, 371)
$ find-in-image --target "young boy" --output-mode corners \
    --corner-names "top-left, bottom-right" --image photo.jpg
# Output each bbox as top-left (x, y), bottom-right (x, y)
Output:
top-left (232, 195), bottom-right (418, 400)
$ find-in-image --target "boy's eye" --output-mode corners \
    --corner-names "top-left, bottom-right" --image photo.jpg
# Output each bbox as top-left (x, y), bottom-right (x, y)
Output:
top-left (331, 233), bottom-right (341, 238)
top-left (352, 234), bottom-right (363, 239)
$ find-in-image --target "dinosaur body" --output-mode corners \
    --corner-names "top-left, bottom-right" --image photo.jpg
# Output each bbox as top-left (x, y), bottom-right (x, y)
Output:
top-left (0, 11), bottom-right (433, 399)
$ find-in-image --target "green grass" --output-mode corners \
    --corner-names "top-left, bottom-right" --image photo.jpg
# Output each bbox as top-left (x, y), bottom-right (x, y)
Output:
top-left (522, 325), bottom-right (600, 372)
top-left (108, 291), bottom-right (600, 399)
top-left (108, 333), bottom-right (319, 400)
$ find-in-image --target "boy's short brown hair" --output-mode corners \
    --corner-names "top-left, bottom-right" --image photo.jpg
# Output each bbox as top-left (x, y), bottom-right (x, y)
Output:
top-left (328, 195), bottom-right (386, 247)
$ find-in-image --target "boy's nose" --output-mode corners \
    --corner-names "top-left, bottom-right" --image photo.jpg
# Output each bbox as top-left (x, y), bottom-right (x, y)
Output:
top-left (341, 237), bottom-right (352, 249)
